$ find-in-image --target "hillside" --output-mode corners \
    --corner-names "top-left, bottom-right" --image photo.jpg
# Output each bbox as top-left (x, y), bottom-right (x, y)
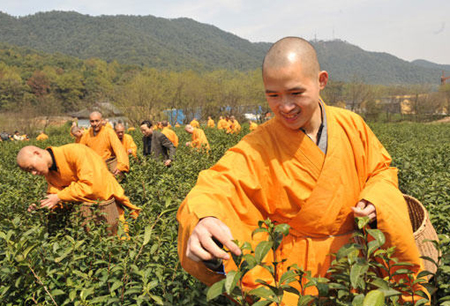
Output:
top-left (0, 11), bottom-right (448, 85)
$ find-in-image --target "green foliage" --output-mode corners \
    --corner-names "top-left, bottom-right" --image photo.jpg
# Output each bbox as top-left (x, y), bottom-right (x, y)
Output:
top-left (1, 122), bottom-right (450, 305)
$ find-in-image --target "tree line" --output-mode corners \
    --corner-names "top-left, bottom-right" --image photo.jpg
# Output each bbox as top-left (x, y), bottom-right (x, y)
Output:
top-left (0, 43), bottom-right (449, 135)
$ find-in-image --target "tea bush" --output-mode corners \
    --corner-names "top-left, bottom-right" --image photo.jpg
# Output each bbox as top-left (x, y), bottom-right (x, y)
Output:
top-left (0, 122), bottom-right (449, 305)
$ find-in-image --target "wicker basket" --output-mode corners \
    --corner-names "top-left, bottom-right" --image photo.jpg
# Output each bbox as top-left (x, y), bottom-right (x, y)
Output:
top-left (403, 194), bottom-right (439, 275)
top-left (80, 198), bottom-right (119, 236)
top-left (105, 156), bottom-right (118, 174)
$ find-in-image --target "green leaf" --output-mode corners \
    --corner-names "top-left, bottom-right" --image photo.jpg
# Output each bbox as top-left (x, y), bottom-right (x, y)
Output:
top-left (51, 289), bottom-right (65, 296)
top-left (254, 241), bottom-right (273, 263)
top-left (366, 229), bottom-right (385, 246)
top-left (110, 281), bottom-right (123, 292)
top-left (224, 270), bottom-right (240, 295)
top-left (143, 225), bottom-right (152, 246)
top-left (149, 294), bottom-right (164, 305)
top-left (352, 294), bottom-right (364, 306)
top-left (248, 286), bottom-right (277, 301)
top-left (350, 263), bottom-right (367, 289)
top-left (274, 224), bottom-right (290, 236)
top-left (206, 279), bottom-right (225, 301)
top-left (363, 290), bottom-right (385, 306)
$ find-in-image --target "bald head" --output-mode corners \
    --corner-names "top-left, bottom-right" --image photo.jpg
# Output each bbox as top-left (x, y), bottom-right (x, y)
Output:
top-left (114, 123), bottom-right (125, 141)
top-left (89, 111), bottom-right (103, 133)
top-left (185, 124), bottom-right (194, 134)
top-left (262, 37), bottom-right (320, 78)
top-left (161, 120), bottom-right (169, 127)
top-left (90, 111), bottom-right (102, 120)
top-left (17, 146), bottom-right (52, 175)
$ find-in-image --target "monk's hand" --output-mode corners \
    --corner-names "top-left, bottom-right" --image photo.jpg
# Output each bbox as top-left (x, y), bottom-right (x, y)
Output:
top-left (113, 168), bottom-right (122, 176)
top-left (186, 142), bottom-right (190, 147)
top-left (352, 200), bottom-right (377, 221)
top-left (27, 203), bottom-right (38, 212)
top-left (40, 194), bottom-right (60, 209)
top-left (186, 217), bottom-right (241, 262)
top-left (164, 159), bottom-right (172, 166)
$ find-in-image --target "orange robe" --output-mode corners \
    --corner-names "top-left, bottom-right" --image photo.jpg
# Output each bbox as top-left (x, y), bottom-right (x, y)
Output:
top-left (161, 127), bottom-right (179, 147)
top-left (46, 144), bottom-right (140, 219)
top-left (190, 119), bottom-right (200, 128)
top-left (226, 120), bottom-right (241, 134)
top-left (121, 134), bottom-right (137, 158)
top-left (190, 128), bottom-right (210, 151)
top-left (177, 104), bottom-right (421, 304)
top-left (249, 122), bottom-right (258, 131)
top-left (217, 119), bottom-right (228, 130)
top-left (79, 126), bottom-right (129, 172)
top-left (207, 119), bottom-right (215, 128)
top-left (36, 133), bottom-right (49, 141)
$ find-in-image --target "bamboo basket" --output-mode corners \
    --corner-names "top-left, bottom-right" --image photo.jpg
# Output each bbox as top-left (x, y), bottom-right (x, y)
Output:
top-left (403, 194), bottom-right (439, 275)
top-left (80, 198), bottom-right (119, 236)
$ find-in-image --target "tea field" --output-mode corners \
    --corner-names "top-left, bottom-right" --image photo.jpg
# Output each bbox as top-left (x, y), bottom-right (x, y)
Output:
top-left (0, 121), bottom-right (449, 305)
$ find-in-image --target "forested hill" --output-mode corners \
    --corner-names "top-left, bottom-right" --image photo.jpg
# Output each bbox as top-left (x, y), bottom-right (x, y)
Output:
top-left (0, 11), bottom-right (448, 85)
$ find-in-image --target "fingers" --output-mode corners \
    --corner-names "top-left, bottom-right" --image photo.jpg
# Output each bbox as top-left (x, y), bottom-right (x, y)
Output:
top-left (27, 203), bottom-right (37, 212)
top-left (352, 201), bottom-right (377, 221)
top-left (186, 217), bottom-right (241, 263)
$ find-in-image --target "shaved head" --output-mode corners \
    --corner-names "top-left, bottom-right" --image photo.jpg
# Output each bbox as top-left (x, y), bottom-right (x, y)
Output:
top-left (262, 37), bottom-right (320, 78)
top-left (17, 145), bottom-right (52, 175)
top-left (90, 111), bottom-right (102, 120)
top-left (185, 124), bottom-right (194, 134)
top-left (161, 120), bottom-right (169, 127)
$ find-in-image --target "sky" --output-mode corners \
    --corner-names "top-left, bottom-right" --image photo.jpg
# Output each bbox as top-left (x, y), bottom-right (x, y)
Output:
top-left (1, 0), bottom-right (449, 65)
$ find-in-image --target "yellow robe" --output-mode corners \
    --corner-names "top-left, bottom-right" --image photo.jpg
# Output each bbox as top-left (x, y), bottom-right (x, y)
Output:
top-left (46, 144), bottom-right (140, 219)
top-left (121, 134), bottom-right (137, 158)
top-left (161, 127), bottom-right (179, 147)
top-left (127, 127), bottom-right (136, 132)
top-left (207, 119), bottom-right (215, 128)
top-left (217, 119), bottom-right (228, 130)
top-left (79, 126), bottom-right (129, 172)
top-left (226, 120), bottom-right (241, 134)
top-left (177, 104), bottom-right (421, 304)
top-left (249, 122), bottom-right (258, 131)
top-left (190, 128), bottom-right (210, 151)
top-left (190, 119), bottom-right (200, 128)
top-left (36, 133), bottom-right (49, 141)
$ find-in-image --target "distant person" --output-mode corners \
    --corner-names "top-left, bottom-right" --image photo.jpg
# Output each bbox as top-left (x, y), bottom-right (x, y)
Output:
top-left (17, 144), bottom-right (141, 236)
top-left (190, 118), bottom-right (200, 128)
top-left (249, 120), bottom-right (258, 131)
top-left (140, 120), bottom-right (175, 167)
top-left (114, 123), bottom-right (137, 158)
top-left (184, 124), bottom-right (210, 152)
top-left (36, 131), bottom-right (49, 141)
top-left (1, 131), bottom-right (11, 142)
top-left (79, 111), bottom-right (129, 176)
top-left (227, 116), bottom-right (241, 134)
top-left (161, 120), bottom-right (179, 147)
top-left (13, 131), bottom-right (24, 141)
top-left (217, 116), bottom-right (228, 130)
top-left (207, 116), bottom-right (215, 128)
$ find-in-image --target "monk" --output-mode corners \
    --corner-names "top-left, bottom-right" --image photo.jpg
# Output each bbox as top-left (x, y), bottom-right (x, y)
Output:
top-left (207, 116), bottom-right (215, 128)
top-left (177, 37), bottom-right (422, 304)
top-left (161, 120), bottom-right (179, 147)
top-left (79, 111), bottom-right (129, 176)
top-left (184, 124), bottom-right (210, 152)
top-left (17, 145), bottom-right (141, 235)
top-left (217, 116), bottom-right (228, 130)
top-left (36, 131), bottom-right (49, 141)
top-left (226, 116), bottom-right (241, 134)
top-left (115, 123), bottom-right (137, 158)
top-left (190, 118), bottom-right (200, 128)
top-left (249, 120), bottom-right (258, 131)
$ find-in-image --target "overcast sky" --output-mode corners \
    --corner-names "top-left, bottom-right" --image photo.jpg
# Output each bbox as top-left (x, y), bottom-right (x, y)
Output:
top-left (2, 0), bottom-right (449, 65)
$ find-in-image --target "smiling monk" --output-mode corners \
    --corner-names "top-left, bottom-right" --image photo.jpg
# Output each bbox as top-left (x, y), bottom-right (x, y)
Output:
top-left (177, 37), bottom-right (422, 304)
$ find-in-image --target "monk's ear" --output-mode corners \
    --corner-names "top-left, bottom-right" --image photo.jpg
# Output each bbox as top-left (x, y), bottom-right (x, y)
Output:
top-left (318, 71), bottom-right (328, 89)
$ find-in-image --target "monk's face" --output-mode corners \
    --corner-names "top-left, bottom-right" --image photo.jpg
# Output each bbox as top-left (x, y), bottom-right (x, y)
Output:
top-left (140, 124), bottom-right (152, 137)
top-left (115, 126), bottom-right (125, 141)
top-left (263, 60), bottom-right (327, 131)
top-left (90, 114), bottom-right (102, 133)
top-left (19, 153), bottom-right (49, 176)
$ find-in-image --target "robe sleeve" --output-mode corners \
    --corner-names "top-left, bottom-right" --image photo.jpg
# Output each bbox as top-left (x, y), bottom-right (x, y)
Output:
top-left (358, 120), bottom-right (422, 271)
top-left (56, 151), bottom-right (95, 202)
top-left (177, 142), bottom-right (266, 285)
top-left (108, 129), bottom-right (129, 172)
